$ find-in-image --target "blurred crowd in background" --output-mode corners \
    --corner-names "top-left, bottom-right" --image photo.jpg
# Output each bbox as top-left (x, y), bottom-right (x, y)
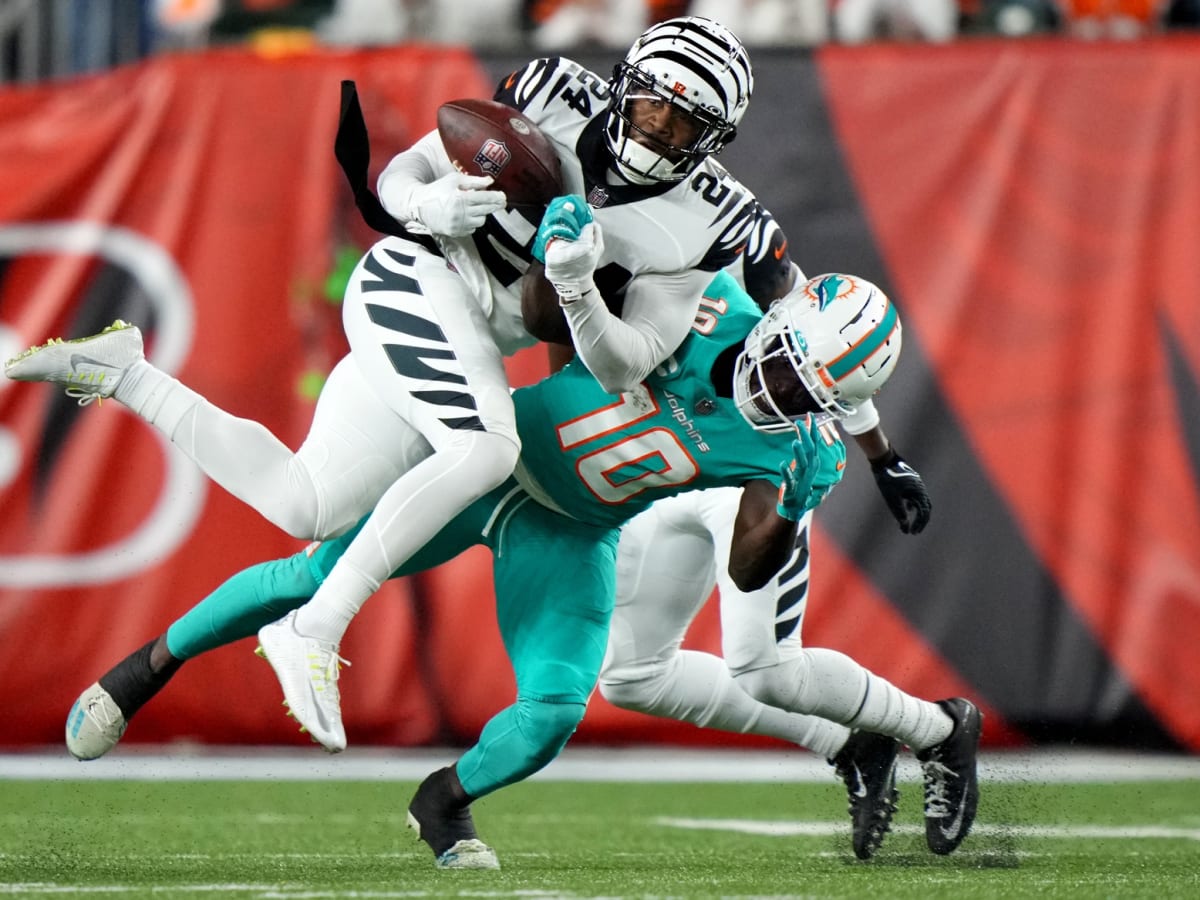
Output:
top-left (2, 0), bottom-right (1199, 83)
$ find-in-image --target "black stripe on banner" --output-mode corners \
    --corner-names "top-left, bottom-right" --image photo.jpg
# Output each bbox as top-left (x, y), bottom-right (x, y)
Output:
top-left (383, 344), bottom-right (468, 384)
top-left (361, 249), bottom-right (421, 295)
top-left (366, 303), bottom-right (447, 343)
top-left (411, 389), bottom-right (479, 411)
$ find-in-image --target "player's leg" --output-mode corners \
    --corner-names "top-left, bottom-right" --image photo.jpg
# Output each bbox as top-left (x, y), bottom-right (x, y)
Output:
top-left (599, 490), bottom-right (852, 757)
top-left (65, 550), bottom-right (324, 760)
top-left (257, 239), bottom-right (521, 750)
top-left (407, 503), bottom-right (620, 869)
top-left (6, 311), bottom-right (427, 540)
top-left (66, 491), bottom-right (488, 762)
top-left (714, 498), bottom-right (979, 856)
top-left (703, 497), bottom-right (895, 857)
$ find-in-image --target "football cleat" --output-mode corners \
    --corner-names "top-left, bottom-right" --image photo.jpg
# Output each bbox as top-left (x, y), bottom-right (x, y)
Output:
top-left (65, 683), bottom-right (127, 761)
top-left (917, 698), bottom-right (983, 855)
top-left (829, 730), bottom-right (901, 860)
top-left (64, 636), bottom-right (184, 761)
top-left (407, 766), bottom-right (499, 870)
top-left (4, 320), bottom-right (143, 406)
top-left (255, 611), bottom-right (349, 753)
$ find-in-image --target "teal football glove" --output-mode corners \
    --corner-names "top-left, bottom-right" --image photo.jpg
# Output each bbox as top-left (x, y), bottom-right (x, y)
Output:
top-left (533, 194), bottom-right (593, 263)
top-left (777, 418), bottom-right (847, 520)
top-left (807, 422), bottom-right (847, 510)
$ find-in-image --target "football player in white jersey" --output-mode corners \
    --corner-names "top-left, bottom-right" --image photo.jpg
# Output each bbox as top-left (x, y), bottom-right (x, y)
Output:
top-left (5, 16), bottom-right (768, 749)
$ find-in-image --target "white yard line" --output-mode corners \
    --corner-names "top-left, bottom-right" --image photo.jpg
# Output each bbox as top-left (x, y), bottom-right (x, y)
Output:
top-left (655, 818), bottom-right (1200, 841)
top-left (2, 746), bottom-right (1199, 783)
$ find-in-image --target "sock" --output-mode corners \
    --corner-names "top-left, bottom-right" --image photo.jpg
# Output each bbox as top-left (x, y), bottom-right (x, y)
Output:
top-left (602, 650), bottom-right (850, 760)
top-left (115, 359), bottom-right (201, 436)
top-left (408, 765), bottom-right (478, 856)
top-left (98, 636), bottom-right (183, 720)
top-left (854, 677), bottom-right (954, 751)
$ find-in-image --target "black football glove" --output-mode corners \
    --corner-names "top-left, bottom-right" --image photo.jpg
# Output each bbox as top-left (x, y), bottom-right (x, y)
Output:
top-left (870, 447), bottom-right (932, 534)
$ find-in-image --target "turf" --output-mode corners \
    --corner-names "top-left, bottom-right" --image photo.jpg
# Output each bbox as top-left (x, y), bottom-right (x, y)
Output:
top-left (4, 777), bottom-right (1200, 898)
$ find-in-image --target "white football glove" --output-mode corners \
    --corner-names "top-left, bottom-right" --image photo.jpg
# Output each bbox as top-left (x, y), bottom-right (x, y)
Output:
top-left (402, 172), bottom-right (507, 237)
top-left (544, 221), bottom-right (604, 304)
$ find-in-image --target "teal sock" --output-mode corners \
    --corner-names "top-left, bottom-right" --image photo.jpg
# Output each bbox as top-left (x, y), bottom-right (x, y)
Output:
top-left (166, 553), bottom-right (318, 659)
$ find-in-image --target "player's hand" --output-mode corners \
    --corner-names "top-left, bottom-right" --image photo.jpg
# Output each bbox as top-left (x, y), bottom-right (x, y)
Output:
top-left (544, 219), bottom-right (604, 305)
top-left (777, 418), bottom-right (846, 520)
top-left (404, 172), bottom-right (506, 237)
top-left (809, 420), bottom-right (848, 509)
top-left (534, 195), bottom-right (593, 262)
top-left (870, 447), bottom-right (932, 534)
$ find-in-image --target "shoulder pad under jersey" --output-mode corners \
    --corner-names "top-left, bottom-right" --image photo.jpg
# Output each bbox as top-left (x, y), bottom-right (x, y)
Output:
top-left (685, 162), bottom-right (761, 273)
top-left (494, 57), bottom-right (612, 129)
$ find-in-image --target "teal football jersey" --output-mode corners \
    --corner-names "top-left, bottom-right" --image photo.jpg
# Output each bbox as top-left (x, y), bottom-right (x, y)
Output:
top-left (513, 271), bottom-right (796, 529)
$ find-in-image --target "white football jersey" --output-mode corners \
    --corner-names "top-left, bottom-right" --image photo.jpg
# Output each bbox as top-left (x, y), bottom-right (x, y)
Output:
top-left (420, 57), bottom-right (761, 355)
top-left (494, 56), bottom-right (759, 281)
top-left (369, 59), bottom-right (782, 356)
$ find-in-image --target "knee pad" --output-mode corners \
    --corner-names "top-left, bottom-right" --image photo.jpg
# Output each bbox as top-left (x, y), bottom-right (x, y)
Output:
top-left (598, 663), bottom-right (668, 714)
top-left (447, 429), bottom-right (521, 491)
top-left (734, 648), bottom-right (868, 723)
top-left (516, 696), bottom-right (586, 767)
top-left (734, 659), bottom-right (808, 711)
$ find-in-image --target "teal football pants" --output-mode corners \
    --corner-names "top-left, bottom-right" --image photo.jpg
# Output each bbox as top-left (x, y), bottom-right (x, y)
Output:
top-left (166, 479), bottom-right (619, 801)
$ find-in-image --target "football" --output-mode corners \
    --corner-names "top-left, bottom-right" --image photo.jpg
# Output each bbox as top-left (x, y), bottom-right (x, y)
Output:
top-left (437, 98), bottom-right (563, 207)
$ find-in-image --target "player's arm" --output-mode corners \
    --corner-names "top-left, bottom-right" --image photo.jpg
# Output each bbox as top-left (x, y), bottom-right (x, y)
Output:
top-left (841, 402), bottom-right (932, 534)
top-left (557, 266), bottom-right (709, 393)
top-left (729, 420), bottom-right (847, 591)
top-left (736, 201), bottom-right (801, 306)
top-left (521, 259), bottom-right (627, 374)
top-left (728, 478), bottom-right (799, 592)
top-left (536, 207), bottom-right (707, 390)
top-left (376, 131), bottom-right (505, 237)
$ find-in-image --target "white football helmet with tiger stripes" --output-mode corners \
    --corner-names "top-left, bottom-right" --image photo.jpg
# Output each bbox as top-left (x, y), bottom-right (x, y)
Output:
top-left (734, 274), bottom-right (902, 432)
top-left (606, 16), bottom-right (753, 185)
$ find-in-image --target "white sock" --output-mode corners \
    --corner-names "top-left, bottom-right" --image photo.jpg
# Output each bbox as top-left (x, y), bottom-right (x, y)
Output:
top-left (601, 649), bottom-right (850, 759)
top-left (735, 648), bottom-right (954, 750)
top-left (293, 558), bottom-right (378, 644)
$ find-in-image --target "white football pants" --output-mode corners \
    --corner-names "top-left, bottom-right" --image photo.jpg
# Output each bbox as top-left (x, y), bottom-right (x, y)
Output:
top-left (600, 486), bottom-right (953, 754)
top-left (116, 235), bottom-right (521, 642)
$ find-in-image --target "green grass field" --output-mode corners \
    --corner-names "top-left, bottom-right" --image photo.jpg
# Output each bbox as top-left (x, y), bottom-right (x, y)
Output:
top-left (5, 774), bottom-right (1200, 898)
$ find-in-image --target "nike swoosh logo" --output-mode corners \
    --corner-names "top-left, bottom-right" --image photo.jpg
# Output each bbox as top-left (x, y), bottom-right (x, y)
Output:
top-left (773, 239), bottom-right (788, 260)
top-left (505, 72), bottom-right (517, 89)
top-left (938, 778), bottom-right (970, 840)
top-left (69, 353), bottom-right (111, 371)
top-left (851, 763), bottom-right (868, 798)
top-left (885, 463), bottom-right (919, 480)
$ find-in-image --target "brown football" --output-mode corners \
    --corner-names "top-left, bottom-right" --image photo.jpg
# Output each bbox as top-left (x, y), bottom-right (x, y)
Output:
top-left (436, 98), bottom-right (563, 207)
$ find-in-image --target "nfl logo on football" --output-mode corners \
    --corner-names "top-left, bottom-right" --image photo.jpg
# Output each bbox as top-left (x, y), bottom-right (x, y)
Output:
top-left (474, 139), bottom-right (510, 177)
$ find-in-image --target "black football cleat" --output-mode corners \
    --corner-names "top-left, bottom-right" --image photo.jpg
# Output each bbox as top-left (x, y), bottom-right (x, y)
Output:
top-left (406, 766), bottom-right (499, 869)
top-left (829, 730), bottom-right (901, 859)
top-left (917, 698), bottom-right (983, 854)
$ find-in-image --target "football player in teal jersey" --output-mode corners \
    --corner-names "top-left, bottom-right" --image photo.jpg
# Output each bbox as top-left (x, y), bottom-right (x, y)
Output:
top-left (57, 268), bottom-right (913, 869)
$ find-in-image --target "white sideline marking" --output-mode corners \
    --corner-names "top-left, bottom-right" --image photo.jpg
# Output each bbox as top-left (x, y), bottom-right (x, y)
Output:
top-left (3, 746), bottom-right (1200, 783)
top-left (655, 818), bottom-right (1200, 841)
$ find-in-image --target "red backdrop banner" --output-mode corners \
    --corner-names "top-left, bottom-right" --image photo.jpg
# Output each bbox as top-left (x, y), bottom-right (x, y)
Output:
top-left (2, 39), bottom-right (1198, 753)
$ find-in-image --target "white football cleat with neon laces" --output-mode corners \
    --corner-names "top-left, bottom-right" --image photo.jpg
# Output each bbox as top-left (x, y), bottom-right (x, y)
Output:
top-left (256, 611), bottom-right (350, 753)
top-left (4, 319), bottom-right (143, 405)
